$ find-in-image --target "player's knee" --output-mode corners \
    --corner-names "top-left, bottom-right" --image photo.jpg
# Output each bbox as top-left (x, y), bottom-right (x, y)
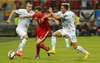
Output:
top-left (24, 35), bottom-right (28, 40)
top-left (52, 33), bottom-right (56, 37)
top-left (36, 41), bottom-right (41, 45)
top-left (36, 39), bottom-right (41, 45)
top-left (36, 42), bottom-right (39, 45)
top-left (73, 45), bottom-right (78, 49)
top-left (65, 36), bottom-right (69, 38)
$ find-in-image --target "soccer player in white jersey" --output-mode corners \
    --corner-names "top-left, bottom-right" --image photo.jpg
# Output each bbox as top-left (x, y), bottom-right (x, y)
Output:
top-left (6, 2), bottom-right (35, 57)
top-left (64, 3), bottom-right (77, 49)
top-left (46, 3), bottom-right (90, 59)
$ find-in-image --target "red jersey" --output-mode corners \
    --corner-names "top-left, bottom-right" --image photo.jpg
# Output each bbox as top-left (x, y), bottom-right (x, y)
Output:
top-left (32, 13), bottom-right (50, 31)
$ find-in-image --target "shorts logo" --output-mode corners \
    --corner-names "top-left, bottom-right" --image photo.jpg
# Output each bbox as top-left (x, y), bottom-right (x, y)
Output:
top-left (71, 35), bottom-right (76, 40)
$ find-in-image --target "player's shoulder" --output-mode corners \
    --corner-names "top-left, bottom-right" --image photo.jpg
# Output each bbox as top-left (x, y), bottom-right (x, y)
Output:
top-left (30, 10), bottom-right (35, 15)
top-left (41, 13), bottom-right (45, 17)
top-left (57, 11), bottom-right (62, 14)
top-left (32, 13), bottom-right (36, 16)
top-left (30, 10), bottom-right (35, 13)
top-left (56, 11), bottom-right (63, 16)
top-left (42, 13), bottom-right (45, 15)
top-left (17, 9), bottom-right (26, 11)
top-left (66, 11), bottom-right (75, 15)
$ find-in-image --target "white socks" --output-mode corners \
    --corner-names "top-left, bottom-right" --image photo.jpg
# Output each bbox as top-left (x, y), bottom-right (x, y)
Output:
top-left (65, 38), bottom-right (69, 48)
top-left (76, 46), bottom-right (88, 54)
top-left (51, 36), bottom-right (56, 51)
top-left (17, 39), bottom-right (27, 53)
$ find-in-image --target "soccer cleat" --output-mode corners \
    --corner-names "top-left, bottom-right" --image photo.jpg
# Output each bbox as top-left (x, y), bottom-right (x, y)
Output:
top-left (70, 42), bottom-right (72, 46)
top-left (84, 53), bottom-right (90, 59)
top-left (15, 51), bottom-right (23, 57)
top-left (47, 50), bottom-right (56, 54)
top-left (35, 55), bottom-right (40, 59)
top-left (47, 47), bottom-right (50, 56)
top-left (66, 47), bottom-right (69, 49)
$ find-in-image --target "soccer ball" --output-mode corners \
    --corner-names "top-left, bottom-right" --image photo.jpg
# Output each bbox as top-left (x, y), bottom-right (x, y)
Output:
top-left (8, 51), bottom-right (15, 59)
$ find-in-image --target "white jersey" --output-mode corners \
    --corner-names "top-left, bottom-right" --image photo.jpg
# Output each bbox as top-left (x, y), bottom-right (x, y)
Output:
top-left (16, 9), bottom-right (35, 32)
top-left (56, 11), bottom-right (76, 31)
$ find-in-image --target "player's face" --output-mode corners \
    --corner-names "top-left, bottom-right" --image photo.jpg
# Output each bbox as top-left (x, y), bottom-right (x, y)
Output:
top-left (26, 4), bottom-right (32, 11)
top-left (61, 6), bottom-right (67, 14)
top-left (35, 10), bottom-right (41, 17)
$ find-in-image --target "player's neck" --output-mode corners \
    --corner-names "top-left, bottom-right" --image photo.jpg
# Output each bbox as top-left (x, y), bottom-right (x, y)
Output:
top-left (63, 10), bottom-right (67, 14)
top-left (26, 9), bottom-right (30, 13)
top-left (38, 13), bottom-right (42, 17)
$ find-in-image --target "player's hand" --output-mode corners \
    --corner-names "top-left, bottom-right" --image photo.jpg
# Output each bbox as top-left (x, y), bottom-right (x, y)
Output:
top-left (55, 20), bottom-right (59, 25)
top-left (49, 7), bottom-right (53, 12)
top-left (6, 19), bottom-right (10, 24)
top-left (19, 16), bottom-right (24, 19)
top-left (48, 17), bottom-right (52, 20)
top-left (62, 23), bottom-right (64, 26)
top-left (41, 18), bottom-right (44, 23)
top-left (75, 25), bottom-right (76, 29)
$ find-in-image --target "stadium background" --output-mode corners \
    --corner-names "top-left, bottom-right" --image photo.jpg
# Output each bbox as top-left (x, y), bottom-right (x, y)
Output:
top-left (0, 0), bottom-right (100, 37)
top-left (0, 0), bottom-right (100, 63)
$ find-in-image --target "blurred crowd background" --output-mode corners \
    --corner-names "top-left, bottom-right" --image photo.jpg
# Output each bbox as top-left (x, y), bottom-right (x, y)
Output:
top-left (0, 0), bottom-right (100, 37)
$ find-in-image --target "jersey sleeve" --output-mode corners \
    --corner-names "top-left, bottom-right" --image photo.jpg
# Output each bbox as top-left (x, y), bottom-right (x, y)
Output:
top-left (55, 11), bottom-right (62, 16)
top-left (64, 12), bottom-right (75, 20)
top-left (63, 13), bottom-right (71, 20)
top-left (32, 14), bottom-right (36, 18)
top-left (16, 9), bottom-right (24, 14)
top-left (72, 13), bottom-right (76, 19)
top-left (30, 11), bottom-right (35, 16)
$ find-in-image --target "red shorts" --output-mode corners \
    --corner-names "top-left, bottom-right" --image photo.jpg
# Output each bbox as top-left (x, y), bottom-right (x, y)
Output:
top-left (36, 28), bottom-right (51, 42)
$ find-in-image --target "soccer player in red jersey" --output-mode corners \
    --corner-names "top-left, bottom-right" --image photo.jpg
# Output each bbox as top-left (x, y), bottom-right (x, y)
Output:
top-left (19, 6), bottom-right (59, 59)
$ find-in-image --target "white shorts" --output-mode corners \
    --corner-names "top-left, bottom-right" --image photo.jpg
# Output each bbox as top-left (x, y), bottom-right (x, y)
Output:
top-left (57, 29), bottom-right (77, 43)
top-left (16, 27), bottom-right (27, 39)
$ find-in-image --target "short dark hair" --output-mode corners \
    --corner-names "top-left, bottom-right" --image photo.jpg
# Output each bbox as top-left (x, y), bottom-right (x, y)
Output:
top-left (34, 6), bottom-right (41, 11)
top-left (61, 3), bottom-right (69, 10)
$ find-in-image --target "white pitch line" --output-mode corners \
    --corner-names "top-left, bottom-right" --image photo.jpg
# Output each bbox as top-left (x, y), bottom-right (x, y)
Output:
top-left (0, 41), bottom-right (18, 44)
top-left (0, 38), bottom-right (33, 44)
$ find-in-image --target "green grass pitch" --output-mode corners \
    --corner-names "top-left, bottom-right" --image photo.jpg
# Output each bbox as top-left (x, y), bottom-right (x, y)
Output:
top-left (0, 37), bottom-right (100, 63)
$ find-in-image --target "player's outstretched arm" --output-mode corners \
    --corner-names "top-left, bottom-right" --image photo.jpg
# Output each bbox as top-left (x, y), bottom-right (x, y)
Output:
top-left (6, 10), bottom-right (16, 24)
top-left (74, 18), bottom-right (77, 29)
top-left (48, 17), bottom-right (59, 25)
top-left (43, 14), bottom-right (52, 19)
top-left (41, 14), bottom-right (52, 23)
top-left (61, 21), bottom-right (64, 27)
top-left (19, 15), bottom-right (32, 19)
top-left (49, 7), bottom-right (63, 19)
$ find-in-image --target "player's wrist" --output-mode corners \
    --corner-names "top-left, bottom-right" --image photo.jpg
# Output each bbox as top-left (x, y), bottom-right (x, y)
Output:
top-left (8, 19), bottom-right (10, 21)
top-left (43, 17), bottom-right (45, 19)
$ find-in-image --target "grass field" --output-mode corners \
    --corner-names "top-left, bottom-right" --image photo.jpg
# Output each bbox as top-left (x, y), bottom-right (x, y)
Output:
top-left (0, 37), bottom-right (100, 63)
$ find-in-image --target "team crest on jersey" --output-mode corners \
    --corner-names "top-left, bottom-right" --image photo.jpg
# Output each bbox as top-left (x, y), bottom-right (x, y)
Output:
top-left (63, 15), bottom-right (67, 18)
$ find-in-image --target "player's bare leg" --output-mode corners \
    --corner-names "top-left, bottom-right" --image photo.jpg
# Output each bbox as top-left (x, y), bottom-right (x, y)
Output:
top-left (47, 31), bottom-right (62, 54)
top-left (65, 36), bottom-right (69, 49)
top-left (72, 42), bottom-right (90, 59)
top-left (15, 34), bottom-right (28, 57)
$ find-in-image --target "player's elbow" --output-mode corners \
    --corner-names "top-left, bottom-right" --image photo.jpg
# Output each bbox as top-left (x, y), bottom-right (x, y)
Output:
top-left (55, 17), bottom-right (60, 20)
top-left (24, 35), bottom-right (28, 40)
top-left (12, 10), bottom-right (16, 13)
top-left (56, 22), bottom-right (59, 25)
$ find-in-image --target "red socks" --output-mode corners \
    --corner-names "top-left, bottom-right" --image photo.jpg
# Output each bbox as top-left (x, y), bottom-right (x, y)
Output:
top-left (36, 45), bottom-right (40, 55)
top-left (36, 44), bottom-right (48, 55)
top-left (41, 44), bottom-right (48, 51)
